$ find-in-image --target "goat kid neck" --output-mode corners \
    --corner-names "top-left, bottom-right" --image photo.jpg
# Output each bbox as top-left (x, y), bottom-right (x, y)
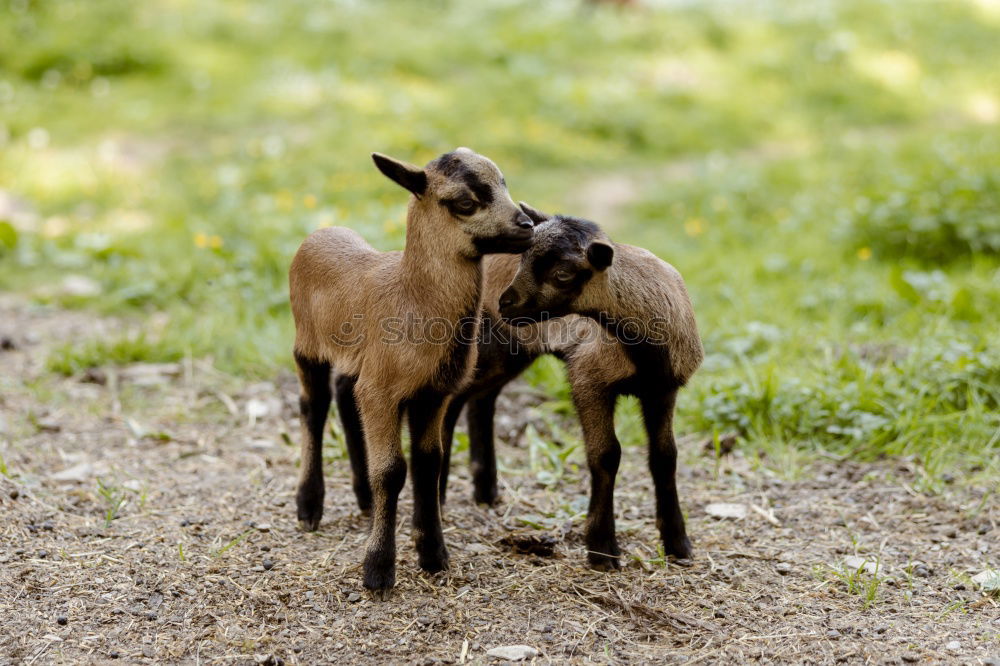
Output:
top-left (400, 197), bottom-right (484, 318)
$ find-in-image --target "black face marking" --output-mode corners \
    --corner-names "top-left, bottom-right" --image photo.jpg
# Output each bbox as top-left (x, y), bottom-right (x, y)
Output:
top-left (463, 171), bottom-right (494, 205)
top-left (430, 151), bottom-right (496, 209)
top-left (440, 196), bottom-right (482, 217)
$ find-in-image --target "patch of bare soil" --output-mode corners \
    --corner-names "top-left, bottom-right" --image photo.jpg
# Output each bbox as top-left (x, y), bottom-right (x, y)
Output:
top-left (1, 298), bottom-right (997, 665)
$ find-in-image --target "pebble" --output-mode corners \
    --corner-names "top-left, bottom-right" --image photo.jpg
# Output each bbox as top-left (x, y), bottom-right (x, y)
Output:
top-left (109, 651), bottom-right (120, 659)
top-left (826, 629), bottom-right (841, 639)
top-left (775, 562), bottom-right (792, 575)
top-left (901, 654), bottom-right (919, 663)
top-left (347, 592), bottom-right (361, 603)
top-left (262, 559), bottom-right (275, 571)
top-left (485, 645), bottom-right (539, 661)
top-left (983, 657), bottom-right (1000, 666)
top-left (713, 610), bottom-right (726, 619)
top-left (945, 641), bottom-right (961, 652)
top-left (56, 616), bottom-right (68, 626)
top-left (9, 488), bottom-right (18, 500)
top-left (0, 335), bottom-right (16, 350)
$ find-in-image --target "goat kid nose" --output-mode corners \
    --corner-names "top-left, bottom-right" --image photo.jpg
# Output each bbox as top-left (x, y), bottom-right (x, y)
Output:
top-left (514, 213), bottom-right (533, 229)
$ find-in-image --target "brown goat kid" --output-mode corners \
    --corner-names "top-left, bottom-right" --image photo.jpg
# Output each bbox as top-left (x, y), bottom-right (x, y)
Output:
top-left (486, 207), bottom-right (703, 566)
top-left (289, 148), bottom-right (533, 592)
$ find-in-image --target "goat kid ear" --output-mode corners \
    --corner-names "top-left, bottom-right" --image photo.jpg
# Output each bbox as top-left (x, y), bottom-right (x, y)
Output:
top-left (587, 240), bottom-right (614, 271)
top-left (371, 152), bottom-right (428, 197)
top-left (518, 202), bottom-right (551, 225)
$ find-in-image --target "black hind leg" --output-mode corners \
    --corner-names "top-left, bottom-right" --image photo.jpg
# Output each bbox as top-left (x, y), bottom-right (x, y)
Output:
top-left (295, 352), bottom-right (331, 531)
top-left (640, 386), bottom-right (692, 559)
top-left (335, 374), bottom-right (372, 513)
top-left (467, 387), bottom-right (502, 505)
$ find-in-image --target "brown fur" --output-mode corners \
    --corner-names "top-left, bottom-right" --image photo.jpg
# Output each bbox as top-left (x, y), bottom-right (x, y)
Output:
top-left (450, 211), bottom-right (702, 567)
top-left (289, 148), bottom-right (533, 592)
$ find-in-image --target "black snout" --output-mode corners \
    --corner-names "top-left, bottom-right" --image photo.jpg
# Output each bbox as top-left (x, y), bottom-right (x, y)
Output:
top-left (514, 212), bottom-right (533, 230)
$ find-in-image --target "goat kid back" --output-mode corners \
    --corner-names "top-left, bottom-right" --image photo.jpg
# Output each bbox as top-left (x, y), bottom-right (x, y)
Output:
top-left (289, 148), bottom-right (533, 593)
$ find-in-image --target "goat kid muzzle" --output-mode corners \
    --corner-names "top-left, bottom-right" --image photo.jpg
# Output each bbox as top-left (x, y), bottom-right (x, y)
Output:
top-left (498, 287), bottom-right (546, 325)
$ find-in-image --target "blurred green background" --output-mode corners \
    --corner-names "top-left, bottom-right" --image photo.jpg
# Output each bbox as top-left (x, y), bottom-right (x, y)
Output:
top-left (1, 0), bottom-right (998, 480)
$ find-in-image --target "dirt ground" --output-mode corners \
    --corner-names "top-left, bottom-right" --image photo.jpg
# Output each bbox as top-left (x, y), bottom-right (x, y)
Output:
top-left (1, 297), bottom-right (997, 665)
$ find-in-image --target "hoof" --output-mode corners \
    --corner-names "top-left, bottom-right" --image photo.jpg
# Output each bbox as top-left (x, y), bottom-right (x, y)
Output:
top-left (296, 483), bottom-right (324, 532)
top-left (416, 540), bottom-right (450, 573)
top-left (588, 552), bottom-right (621, 571)
top-left (472, 484), bottom-right (499, 507)
top-left (298, 517), bottom-right (321, 532)
top-left (586, 536), bottom-right (621, 571)
top-left (296, 502), bottom-right (323, 532)
top-left (663, 535), bottom-right (693, 560)
top-left (363, 561), bottom-right (396, 593)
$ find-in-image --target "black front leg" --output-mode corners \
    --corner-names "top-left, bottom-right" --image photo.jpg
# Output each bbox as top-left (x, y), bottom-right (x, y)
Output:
top-left (573, 385), bottom-right (622, 569)
top-left (639, 386), bottom-right (692, 559)
top-left (407, 389), bottom-right (449, 573)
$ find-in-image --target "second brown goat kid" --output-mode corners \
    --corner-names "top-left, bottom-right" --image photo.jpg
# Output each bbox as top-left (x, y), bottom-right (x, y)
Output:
top-left (487, 206), bottom-right (703, 564)
top-left (289, 148), bottom-right (533, 592)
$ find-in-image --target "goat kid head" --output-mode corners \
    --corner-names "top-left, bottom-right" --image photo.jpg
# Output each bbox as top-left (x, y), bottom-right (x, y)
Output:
top-left (499, 204), bottom-right (614, 324)
top-left (372, 147), bottom-right (534, 257)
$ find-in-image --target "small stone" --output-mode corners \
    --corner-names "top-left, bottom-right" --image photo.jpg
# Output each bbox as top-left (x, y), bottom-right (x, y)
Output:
top-left (56, 616), bottom-right (68, 626)
top-left (109, 651), bottom-right (120, 659)
top-left (972, 569), bottom-right (1000, 591)
top-left (713, 610), bottom-right (726, 619)
top-left (775, 562), bottom-right (792, 575)
top-left (945, 641), bottom-right (961, 651)
top-left (262, 559), bottom-right (275, 571)
top-left (874, 625), bottom-right (889, 634)
top-left (347, 592), bottom-right (361, 603)
top-left (704, 503), bottom-right (747, 520)
top-left (255, 523), bottom-right (272, 533)
top-left (901, 654), bottom-right (918, 663)
top-left (983, 657), bottom-right (1000, 666)
top-left (486, 645), bottom-right (539, 661)
top-left (417, 616), bottom-right (432, 626)
top-left (146, 612), bottom-right (157, 621)
top-left (37, 550), bottom-right (49, 559)
top-left (843, 556), bottom-right (879, 574)
top-left (826, 629), bottom-right (841, 639)
top-left (0, 335), bottom-right (16, 350)
top-left (8, 488), bottom-right (18, 500)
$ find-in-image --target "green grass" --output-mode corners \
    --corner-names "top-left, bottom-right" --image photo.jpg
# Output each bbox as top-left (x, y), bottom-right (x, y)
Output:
top-left (1, 0), bottom-right (998, 477)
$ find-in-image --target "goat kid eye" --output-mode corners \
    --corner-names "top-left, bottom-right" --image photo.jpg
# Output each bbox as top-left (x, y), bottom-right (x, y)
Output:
top-left (454, 200), bottom-right (477, 214)
top-left (554, 272), bottom-right (574, 284)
